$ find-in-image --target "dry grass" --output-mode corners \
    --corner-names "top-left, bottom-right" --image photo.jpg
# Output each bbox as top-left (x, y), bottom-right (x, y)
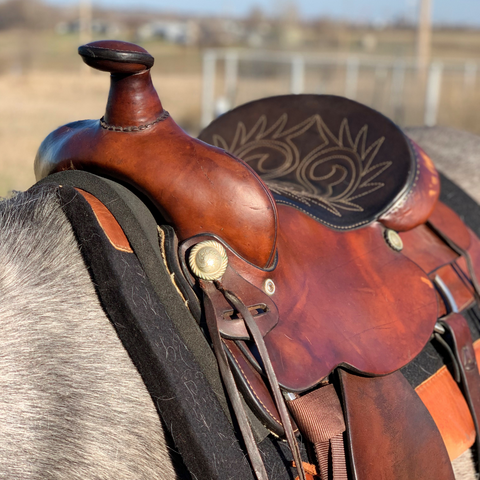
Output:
top-left (0, 69), bottom-right (202, 196)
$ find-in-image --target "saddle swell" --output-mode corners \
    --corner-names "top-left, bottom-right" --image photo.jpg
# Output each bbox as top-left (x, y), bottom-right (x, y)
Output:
top-left (34, 40), bottom-right (277, 270)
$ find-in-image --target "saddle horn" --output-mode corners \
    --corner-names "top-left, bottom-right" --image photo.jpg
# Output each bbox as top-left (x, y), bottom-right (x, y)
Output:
top-left (78, 41), bottom-right (162, 129)
top-left (35, 40), bottom-right (278, 269)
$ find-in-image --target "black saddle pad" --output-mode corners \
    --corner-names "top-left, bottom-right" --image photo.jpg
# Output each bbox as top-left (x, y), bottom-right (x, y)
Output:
top-left (199, 94), bottom-right (417, 230)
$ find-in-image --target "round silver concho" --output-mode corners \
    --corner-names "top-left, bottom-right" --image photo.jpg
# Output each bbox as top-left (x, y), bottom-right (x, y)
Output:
top-left (264, 279), bottom-right (276, 296)
top-left (384, 229), bottom-right (404, 252)
top-left (189, 240), bottom-right (228, 281)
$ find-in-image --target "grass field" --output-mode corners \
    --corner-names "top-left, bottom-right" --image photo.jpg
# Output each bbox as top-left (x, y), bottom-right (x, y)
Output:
top-left (1, 27), bottom-right (480, 197)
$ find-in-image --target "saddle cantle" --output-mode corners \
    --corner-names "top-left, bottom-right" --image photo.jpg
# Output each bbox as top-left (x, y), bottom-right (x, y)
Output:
top-left (33, 40), bottom-right (480, 480)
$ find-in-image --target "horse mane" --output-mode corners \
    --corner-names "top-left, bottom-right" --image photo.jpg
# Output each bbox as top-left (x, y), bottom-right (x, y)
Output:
top-left (0, 188), bottom-right (179, 479)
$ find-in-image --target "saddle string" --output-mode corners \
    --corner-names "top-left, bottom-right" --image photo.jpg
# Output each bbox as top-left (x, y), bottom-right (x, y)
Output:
top-left (217, 284), bottom-right (308, 480)
top-left (200, 280), bottom-right (270, 480)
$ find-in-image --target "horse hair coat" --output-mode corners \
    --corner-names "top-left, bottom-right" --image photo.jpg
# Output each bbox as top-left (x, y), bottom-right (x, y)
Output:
top-left (0, 188), bottom-right (182, 479)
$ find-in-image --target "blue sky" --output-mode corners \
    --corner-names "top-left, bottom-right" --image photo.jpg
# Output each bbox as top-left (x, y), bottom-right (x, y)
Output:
top-left (44, 0), bottom-right (480, 27)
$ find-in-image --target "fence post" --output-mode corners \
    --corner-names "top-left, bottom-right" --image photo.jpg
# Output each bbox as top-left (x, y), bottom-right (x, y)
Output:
top-left (464, 61), bottom-right (477, 90)
top-left (201, 50), bottom-right (217, 128)
top-left (291, 55), bottom-right (305, 94)
top-left (391, 61), bottom-right (406, 123)
top-left (224, 51), bottom-right (239, 108)
top-left (345, 58), bottom-right (359, 100)
top-left (372, 65), bottom-right (388, 109)
top-left (424, 62), bottom-right (443, 127)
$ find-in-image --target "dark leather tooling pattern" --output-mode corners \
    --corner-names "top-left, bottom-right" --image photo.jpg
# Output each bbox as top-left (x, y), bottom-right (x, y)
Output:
top-left (198, 94), bottom-right (416, 230)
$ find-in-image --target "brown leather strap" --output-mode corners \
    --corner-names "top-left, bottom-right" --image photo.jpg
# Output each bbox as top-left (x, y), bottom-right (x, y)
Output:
top-left (288, 385), bottom-right (348, 480)
top-left (440, 313), bottom-right (480, 469)
top-left (339, 369), bottom-right (455, 480)
top-left (428, 221), bottom-right (480, 302)
top-left (200, 280), bottom-right (269, 480)
top-left (219, 284), bottom-right (307, 480)
top-left (75, 189), bottom-right (133, 252)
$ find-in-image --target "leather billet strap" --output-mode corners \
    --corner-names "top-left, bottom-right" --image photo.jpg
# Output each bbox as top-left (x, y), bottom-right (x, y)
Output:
top-left (288, 385), bottom-right (348, 480)
top-left (439, 313), bottom-right (480, 468)
top-left (427, 202), bottom-right (480, 303)
top-left (432, 228), bottom-right (480, 303)
top-left (200, 279), bottom-right (307, 480)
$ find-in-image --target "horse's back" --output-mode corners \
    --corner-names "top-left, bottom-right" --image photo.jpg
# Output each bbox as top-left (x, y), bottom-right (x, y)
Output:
top-left (405, 126), bottom-right (480, 203)
top-left (0, 188), bottom-right (178, 479)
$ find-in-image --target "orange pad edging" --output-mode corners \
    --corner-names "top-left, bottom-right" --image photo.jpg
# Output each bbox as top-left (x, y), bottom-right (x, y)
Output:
top-left (75, 188), bottom-right (133, 253)
top-left (416, 365), bottom-right (475, 461)
top-left (475, 338), bottom-right (480, 368)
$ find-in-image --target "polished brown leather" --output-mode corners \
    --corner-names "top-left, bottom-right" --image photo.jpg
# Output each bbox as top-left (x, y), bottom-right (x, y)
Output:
top-left (187, 204), bottom-right (438, 392)
top-left (430, 263), bottom-right (475, 312)
top-left (34, 41), bottom-right (277, 269)
top-left (441, 313), bottom-right (480, 460)
top-left (379, 142), bottom-right (440, 231)
top-left (400, 223), bottom-right (459, 274)
top-left (339, 369), bottom-right (455, 480)
top-left (399, 206), bottom-right (477, 312)
top-left (416, 365), bottom-right (476, 461)
top-left (76, 189), bottom-right (133, 253)
top-left (224, 339), bottom-right (285, 435)
top-left (429, 201), bottom-right (472, 252)
top-left (458, 227), bottom-right (480, 283)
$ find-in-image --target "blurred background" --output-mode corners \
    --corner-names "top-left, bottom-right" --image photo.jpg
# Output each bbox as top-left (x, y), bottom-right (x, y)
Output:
top-left (0, 0), bottom-right (479, 196)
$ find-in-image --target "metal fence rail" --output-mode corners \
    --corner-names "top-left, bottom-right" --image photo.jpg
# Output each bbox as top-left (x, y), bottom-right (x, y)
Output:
top-left (201, 49), bottom-right (479, 131)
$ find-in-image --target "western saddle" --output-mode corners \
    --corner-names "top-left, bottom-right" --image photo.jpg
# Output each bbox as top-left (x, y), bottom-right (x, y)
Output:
top-left (34, 41), bottom-right (480, 480)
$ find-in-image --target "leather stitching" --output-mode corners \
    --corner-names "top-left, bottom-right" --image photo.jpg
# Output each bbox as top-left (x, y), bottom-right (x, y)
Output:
top-left (275, 200), bottom-right (371, 229)
top-left (382, 141), bottom-right (421, 218)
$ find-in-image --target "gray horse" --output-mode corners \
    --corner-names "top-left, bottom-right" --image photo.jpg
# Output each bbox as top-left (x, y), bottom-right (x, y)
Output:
top-left (0, 126), bottom-right (477, 479)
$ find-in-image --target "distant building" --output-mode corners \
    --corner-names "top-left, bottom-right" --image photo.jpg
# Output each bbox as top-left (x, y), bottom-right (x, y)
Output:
top-left (137, 20), bottom-right (198, 45)
top-left (55, 19), bottom-right (121, 36)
